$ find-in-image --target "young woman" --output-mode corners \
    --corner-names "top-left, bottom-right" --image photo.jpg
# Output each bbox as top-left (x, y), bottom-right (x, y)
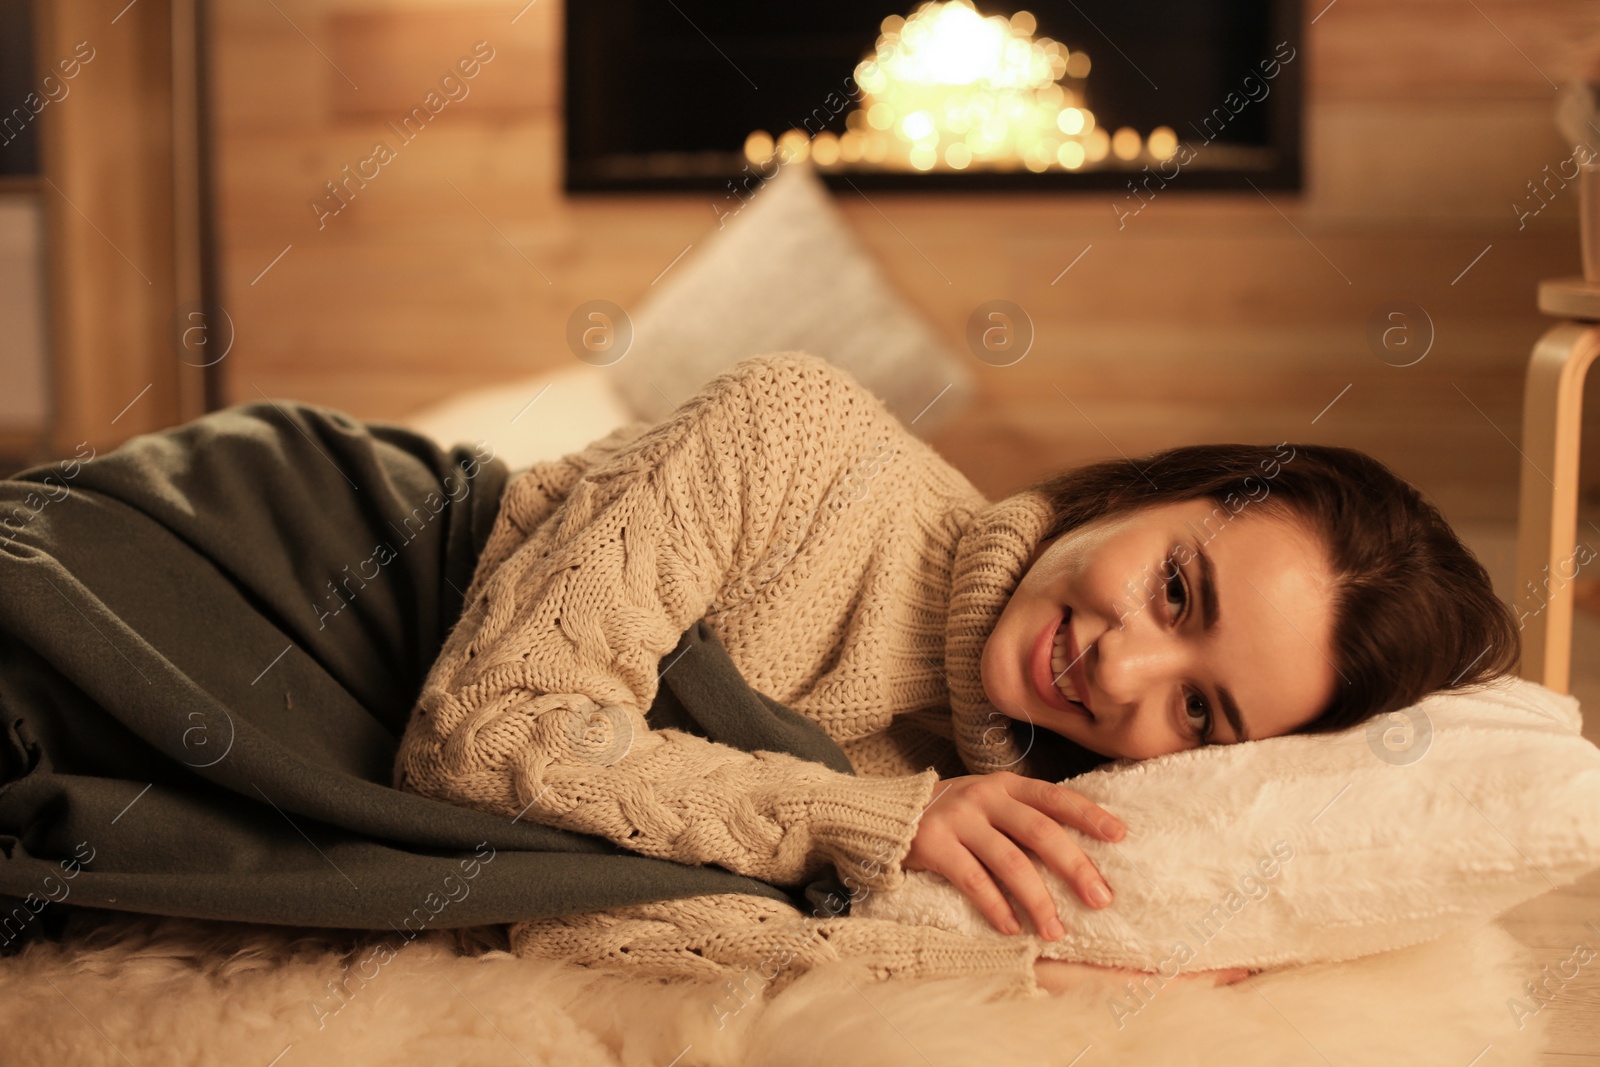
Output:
top-left (912, 440), bottom-right (1519, 993)
top-left (393, 351), bottom-right (1518, 996)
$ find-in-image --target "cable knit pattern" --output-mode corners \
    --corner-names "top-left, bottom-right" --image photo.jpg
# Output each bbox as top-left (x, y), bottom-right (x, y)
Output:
top-left (392, 351), bottom-right (1061, 994)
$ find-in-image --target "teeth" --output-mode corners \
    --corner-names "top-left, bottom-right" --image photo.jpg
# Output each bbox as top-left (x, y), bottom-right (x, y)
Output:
top-left (1049, 622), bottom-right (1083, 705)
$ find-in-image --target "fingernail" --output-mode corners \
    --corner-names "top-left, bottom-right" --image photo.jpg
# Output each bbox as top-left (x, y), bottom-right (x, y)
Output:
top-left (1086, 881), bottom-right (1113, 908)
top-left (1046, 918), bottom-right (1065, 940)
top-left (1004, 917), bottom-right (1022, 935)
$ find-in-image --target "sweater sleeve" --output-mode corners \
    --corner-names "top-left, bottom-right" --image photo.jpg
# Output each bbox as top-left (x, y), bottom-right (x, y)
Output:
top-left (506, 893), bottom-right (1046, 1000)
top-left (393, 352), bottom-right (939, 890)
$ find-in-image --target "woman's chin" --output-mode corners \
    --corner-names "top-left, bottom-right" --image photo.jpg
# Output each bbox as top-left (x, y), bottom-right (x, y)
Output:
top-left (982, 630), bottom-right (1113, 759)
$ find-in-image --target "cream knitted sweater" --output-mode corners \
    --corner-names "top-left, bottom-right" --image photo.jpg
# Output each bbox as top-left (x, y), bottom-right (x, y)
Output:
top-left (393, 352), bottom-right (1064, 997)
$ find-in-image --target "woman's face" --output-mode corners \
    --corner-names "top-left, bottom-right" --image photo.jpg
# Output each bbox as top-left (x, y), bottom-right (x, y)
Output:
top-left (980, 497), bottom-right (1339, 761)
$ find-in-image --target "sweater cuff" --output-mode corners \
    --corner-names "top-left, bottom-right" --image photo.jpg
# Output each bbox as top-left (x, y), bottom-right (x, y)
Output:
top-left (956, 933), bottom-right (1044, 1000)
top-left (834, 925), bottom-right (1046, 999)
top-left (808, 768), bottom-right (940, 894)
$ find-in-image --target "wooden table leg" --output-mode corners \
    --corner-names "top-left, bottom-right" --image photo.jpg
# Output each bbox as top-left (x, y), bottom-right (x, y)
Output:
top-left (1514, 321), bottom-right (1600, 694)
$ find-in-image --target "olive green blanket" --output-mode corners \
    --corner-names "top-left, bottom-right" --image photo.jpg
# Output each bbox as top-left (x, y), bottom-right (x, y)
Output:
top-left (0, 401), bottom-right (853, 955)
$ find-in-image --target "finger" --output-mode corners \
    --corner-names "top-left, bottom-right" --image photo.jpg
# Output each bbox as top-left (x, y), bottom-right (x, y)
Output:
top-left (1019, 779), bottom-right (1126, 841)
top-left (938, 844), bottom-right (1023, 936)
top-left (965, 827), bottom-right (1066, 940)
top-left (991, 800), bottom-right (1113, 911)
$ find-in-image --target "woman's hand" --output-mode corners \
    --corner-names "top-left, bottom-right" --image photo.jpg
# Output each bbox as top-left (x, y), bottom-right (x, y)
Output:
top-left (1033, 959), bottom-right (1254, 995)
top-left (902, 772), bottom-right (1126, 941)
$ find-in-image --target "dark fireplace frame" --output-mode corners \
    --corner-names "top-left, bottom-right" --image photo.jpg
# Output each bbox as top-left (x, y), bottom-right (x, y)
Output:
top-left (564, 0), bottom-right (1303, 195)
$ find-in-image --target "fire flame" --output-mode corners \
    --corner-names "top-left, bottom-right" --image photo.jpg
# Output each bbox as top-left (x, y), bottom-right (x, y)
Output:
top-left (745, 0), bottom-right (1175, 174)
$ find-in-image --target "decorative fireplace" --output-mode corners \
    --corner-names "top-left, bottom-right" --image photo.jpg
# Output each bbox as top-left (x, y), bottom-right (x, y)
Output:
top-left (564, 0), bottom-right (1302, 193)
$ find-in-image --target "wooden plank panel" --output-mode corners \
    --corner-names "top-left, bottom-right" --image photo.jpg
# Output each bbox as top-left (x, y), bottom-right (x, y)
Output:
top-left (1307, 101), bottom-right (1581, 227)
top-left (1309, 0), bottom-right (1600, 101)
top-left (851, 229), bottom-right (1573, 334)
top-left (214, 121), bottom-right (568, 242)
top-left (326, 6), bottom-right (558, 118)
top-left (208, 34), bottom-right (328, 131)
top-left (927, 405), bottom-right (1527, 518)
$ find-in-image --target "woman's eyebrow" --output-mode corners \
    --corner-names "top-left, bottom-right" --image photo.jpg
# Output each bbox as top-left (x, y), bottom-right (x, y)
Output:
top-left (1218, 684), bottom-right (1248, 743)
top-left (1195, 545), bottom-right (1221, 630)
top-left (1195, 546), bottom-right (1249, 742)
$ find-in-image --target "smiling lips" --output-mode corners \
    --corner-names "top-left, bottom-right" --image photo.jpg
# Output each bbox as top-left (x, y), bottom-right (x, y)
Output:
top-left (1031, 609), bottom-right (1093, 719)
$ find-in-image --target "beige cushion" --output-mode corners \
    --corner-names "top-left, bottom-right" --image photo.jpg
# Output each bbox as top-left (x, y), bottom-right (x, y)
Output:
top-left (609, 157), bottom-right (974, 436)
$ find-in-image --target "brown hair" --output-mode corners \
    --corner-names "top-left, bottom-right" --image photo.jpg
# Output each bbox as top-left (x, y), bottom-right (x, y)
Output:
top-left (1023, 442), bottom-right (1520, 737)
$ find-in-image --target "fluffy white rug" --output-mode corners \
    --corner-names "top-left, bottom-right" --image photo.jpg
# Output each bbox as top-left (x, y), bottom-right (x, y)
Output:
top-left (0, 910), bottom-right (1549, 1066)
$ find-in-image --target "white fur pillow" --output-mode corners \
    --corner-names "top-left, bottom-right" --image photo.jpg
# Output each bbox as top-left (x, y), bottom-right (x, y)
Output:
top-left (854, 675), bottom-right (1600, 971)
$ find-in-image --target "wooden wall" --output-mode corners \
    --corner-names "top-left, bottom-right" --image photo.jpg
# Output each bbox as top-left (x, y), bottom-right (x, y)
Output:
top-left (33, 0), bottom-right (207, 456)
top-left (208, 0), bottom-right (1600, 521)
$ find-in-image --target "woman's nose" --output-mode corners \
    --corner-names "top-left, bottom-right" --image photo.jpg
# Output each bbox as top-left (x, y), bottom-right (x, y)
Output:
top-left (1093, 619), bottom-right (1190, 710)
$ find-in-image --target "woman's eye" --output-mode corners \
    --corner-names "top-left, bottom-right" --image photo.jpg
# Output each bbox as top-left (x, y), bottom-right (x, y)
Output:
top-left (1164, 566), bottom-right (1186, 620)
top-left (1185, 691), bottom-right (1213, 743)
